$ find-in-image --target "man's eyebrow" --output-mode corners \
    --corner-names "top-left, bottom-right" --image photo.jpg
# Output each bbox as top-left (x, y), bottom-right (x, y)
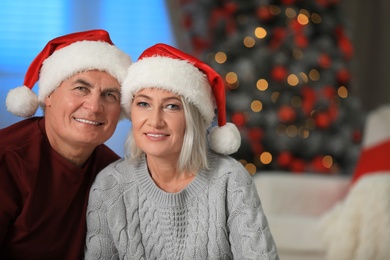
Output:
top-left (72, 79), bottom-right (120, 93)
top-left (103, 88), bottom-right (121, 94)
top-left (73, 79), bottom-right (92, 87)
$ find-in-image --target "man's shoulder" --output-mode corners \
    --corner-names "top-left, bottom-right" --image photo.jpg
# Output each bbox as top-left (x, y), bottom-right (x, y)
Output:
top-left (0, 117), bottom-right (44, 149)
top-left (92, 145), bottom-right (121, 174)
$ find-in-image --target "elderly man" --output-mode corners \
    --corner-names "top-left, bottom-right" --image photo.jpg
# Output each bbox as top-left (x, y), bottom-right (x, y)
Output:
top-left (0, 29), bottom-right (131, 259)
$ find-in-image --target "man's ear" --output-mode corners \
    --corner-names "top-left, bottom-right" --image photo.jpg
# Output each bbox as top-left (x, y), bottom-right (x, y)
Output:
top-left (44, 94), bottom-right (52, 107)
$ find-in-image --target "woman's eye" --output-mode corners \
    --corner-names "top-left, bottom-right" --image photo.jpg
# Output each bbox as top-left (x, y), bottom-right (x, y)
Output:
top-left (137, 101), bottom-right (149, 107)
top-left (165, 104), bottom-right (180, 110)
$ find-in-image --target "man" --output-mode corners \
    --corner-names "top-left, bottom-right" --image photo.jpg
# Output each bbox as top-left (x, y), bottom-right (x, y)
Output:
top-left (0, 30), bottom-right (132, 259)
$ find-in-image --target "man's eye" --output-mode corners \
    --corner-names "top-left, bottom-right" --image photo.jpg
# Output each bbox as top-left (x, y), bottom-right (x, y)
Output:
top-left (75, 86), bottom-right (88, 92)
top-left (104, 92), bottom-right (119, 102)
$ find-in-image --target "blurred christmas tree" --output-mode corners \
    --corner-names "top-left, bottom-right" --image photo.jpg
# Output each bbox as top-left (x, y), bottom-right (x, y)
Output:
top-left (177, 0), bottom-right (366, 175)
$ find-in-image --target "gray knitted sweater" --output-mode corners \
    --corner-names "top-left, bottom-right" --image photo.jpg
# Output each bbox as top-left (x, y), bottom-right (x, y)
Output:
top-left (84, 152), bottom-right (279, 260)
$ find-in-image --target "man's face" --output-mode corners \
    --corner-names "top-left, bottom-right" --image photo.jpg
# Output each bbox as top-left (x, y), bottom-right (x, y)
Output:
top-left (44, 70), bottom-right (122, 153)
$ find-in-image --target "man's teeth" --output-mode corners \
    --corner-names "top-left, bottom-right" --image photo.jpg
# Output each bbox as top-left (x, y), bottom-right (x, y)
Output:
top-left (75, 118), bottom-right (100, 125)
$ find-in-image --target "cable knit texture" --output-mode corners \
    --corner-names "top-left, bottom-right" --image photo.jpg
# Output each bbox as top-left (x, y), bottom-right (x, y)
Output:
top-left (85, 152), bottom-right (279, 259)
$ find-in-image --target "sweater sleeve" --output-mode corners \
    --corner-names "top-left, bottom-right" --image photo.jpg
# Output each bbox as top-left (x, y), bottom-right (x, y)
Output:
top-left (84, 170), bottom-right (119, 260)
top-left (226, 159), bottom-right (279, 260)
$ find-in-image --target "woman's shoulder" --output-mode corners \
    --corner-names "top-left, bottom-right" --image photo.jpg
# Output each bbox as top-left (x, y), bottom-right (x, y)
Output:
top-left (93, 158), bottom-right (137, 187)
top-left (208, 151), bottom-right (252, 182)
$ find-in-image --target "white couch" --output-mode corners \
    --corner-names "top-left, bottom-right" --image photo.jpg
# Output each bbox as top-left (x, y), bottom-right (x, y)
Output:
top-left (252, 105), bottom-right (390, 260)
top-left (253, 173), bottom-right (350, 260)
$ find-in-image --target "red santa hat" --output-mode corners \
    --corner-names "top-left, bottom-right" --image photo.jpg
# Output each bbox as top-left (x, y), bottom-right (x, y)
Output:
top-left (6, 29), bottom-right (132, 118)
top-left (121, 43), bottom-right (241, 155)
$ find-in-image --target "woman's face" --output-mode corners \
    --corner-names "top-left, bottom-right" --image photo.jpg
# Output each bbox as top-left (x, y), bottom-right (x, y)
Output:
top-left (130, 88), bottom-right (186, 161)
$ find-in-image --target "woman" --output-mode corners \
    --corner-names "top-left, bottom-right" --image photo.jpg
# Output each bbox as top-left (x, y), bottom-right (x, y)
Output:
top-left (85, 43), bottom-right (279, 259)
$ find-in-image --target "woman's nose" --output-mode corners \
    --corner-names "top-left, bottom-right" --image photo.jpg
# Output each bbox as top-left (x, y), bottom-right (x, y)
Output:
top-left (148, 107), bottom-right (165, 128)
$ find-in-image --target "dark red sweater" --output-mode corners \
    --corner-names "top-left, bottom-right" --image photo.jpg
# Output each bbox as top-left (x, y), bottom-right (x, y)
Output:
top-left (0, 117), bottom-right (120, 260)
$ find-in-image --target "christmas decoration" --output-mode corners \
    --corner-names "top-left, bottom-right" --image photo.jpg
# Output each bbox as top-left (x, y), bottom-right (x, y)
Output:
top-left (177, 0), bottom-right (365, 175)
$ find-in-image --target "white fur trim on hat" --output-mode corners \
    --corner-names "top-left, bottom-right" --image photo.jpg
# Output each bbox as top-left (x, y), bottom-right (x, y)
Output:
top-left (208, 122), bottom-right (241, 155)
top-left (6, 85), bottom-right (39, 118)
top-left (121, 56), bottom-right (215, 125)
top-left (38, 40), bottom-right (131, 104)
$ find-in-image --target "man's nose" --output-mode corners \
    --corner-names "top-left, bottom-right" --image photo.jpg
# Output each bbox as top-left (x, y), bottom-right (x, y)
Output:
top-left (84, 94), bottom-right (104, 113)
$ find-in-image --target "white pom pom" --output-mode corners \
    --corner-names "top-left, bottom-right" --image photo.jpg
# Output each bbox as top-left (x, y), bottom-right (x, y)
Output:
top-left (208, 122), bottom-right (241, 155)
top-left (6, 86), bottom-right (39, 118)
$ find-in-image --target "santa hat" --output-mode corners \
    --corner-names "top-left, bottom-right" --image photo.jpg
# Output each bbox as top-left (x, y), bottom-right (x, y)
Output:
top-left (6, 29), bottom-right (132, 118)
top-left (122, 43), bottom-right (241, 155)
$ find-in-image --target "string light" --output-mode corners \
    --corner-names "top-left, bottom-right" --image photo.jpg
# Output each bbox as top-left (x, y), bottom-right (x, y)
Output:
top-left (271, 92), bottom-right (280, 103)
top-left (215, 52), bottom-right (227, 64)
top-left (255, 27), bottom-right (267, 39)
top-left (256, 78), bottom-right (268, 91)
top-left (338, 86), bottom-right (348, 98)
top-left (243, 36), bottom-right (255, 48)
top-left (286, 125), bottom-right (298, 137)
top-left (311, 12), bottom-right (322, 24)
top-left (297, 13), bottom-right (309, 25)
top-left (276, 124), bottom-right (286, 136)
top-left (322, 155), bottom-right (333, 169)
top-left (287, 74), bottom-right (299, 86)
top-left (251, 100), bottom-right (263, 112)
top-left (260, 152), bottom-right (272, 165)
top-left (299, 72), bottom-right (309, 83)
top-left (298, 126), bottom-right (310, 138)
top-left (225, 72), bottom-right (239, 89)
top-left (285, 7), bottom-right (297, 18)
top-left (245, 163), bottom-right (257, 175)
top-left (309, 69), bottom-right (320, 81)
top-left (269, 5), bottom-right (281, 15)
top-left (291, 96), bottom-right (302, 107)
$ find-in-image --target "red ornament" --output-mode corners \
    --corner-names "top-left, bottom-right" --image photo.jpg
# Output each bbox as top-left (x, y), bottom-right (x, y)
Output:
top-left (301, 86), bottom-right (317, 115)
top-left (281, 0), bottom-right (296, 5)
top-left (328, 102), bottom-right (339, 121)
top-left (256, 6), bottom-right (273, 21)
top-left (321, 85), bottom-right (336, 99)
top-left (251, 142), bottom-right (263, 155)
top-left (311, 156), bottom-right (329, 173)
top-left (182, 14), bottom-right (192, 29)
top-left (277, 151), bottom-right (293, 168)
top-left (209, 3), bottom-right (238, 36)
top-left (337, 68), bottom-right (351, 83)
top-left (335, 26), bottom-right (354, 60)
top-left (290, 158), bottom-right (305, 173)
top-left (278, 105), bottom-right (297, 123)
top-left (270, 27), bottom-right (287, 50)
top-left (231, 112), bottom-right (246, 127)
top-left (315, 112), bottom-right (331, 129)
top-left (248, 127), bottom-right (264, 141)
top-left (352, 130), bottom-right (362, 143)
top-left (318, 53), bottom-right (332, 68)
top-left (271, 65), bottom-right (288, 82)
top-left (294, 33), bottom-right (308, 48)
top-left (191, 37), bottom-right (211, 56)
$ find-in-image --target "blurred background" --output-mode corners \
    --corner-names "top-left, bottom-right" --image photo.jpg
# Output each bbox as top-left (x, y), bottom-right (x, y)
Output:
top-left (1, 0), bottom-right (389, 176)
